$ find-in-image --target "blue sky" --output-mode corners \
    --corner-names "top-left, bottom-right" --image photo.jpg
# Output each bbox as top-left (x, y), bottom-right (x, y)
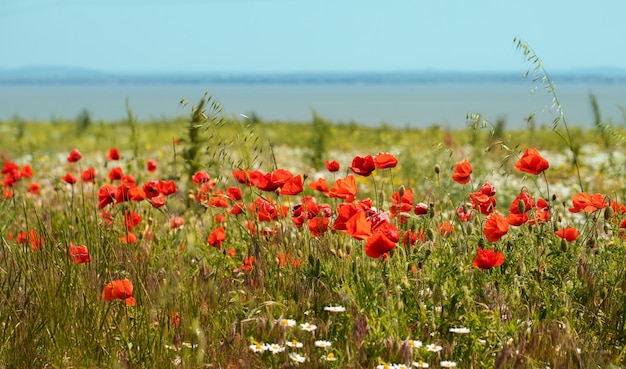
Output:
top-left (2, 0), bottom-right (626, 74)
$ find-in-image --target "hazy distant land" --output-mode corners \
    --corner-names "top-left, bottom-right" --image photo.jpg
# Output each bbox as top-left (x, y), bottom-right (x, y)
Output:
top-left (2, 66), bottom-right (626, 85)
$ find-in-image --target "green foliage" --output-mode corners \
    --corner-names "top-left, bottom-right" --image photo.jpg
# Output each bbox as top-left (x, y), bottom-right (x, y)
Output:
top-left (3, 66), bottom-right (626, 367)
top-left (307, 110), bottom-right (332, 170)
top-left (75, 108), bottom-right (92, 136)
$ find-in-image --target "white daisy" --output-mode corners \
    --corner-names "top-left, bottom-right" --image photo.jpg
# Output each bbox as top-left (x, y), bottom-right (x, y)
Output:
top-left (286, 340), bottom-right (303, 348)
top-left (406, 340), bottom-right (423, 348)
top-left (267, 343), bottom-right (285, 354)
top-left (413, 360), bottom-right (430, 368)
top-left (249, 343), bottom-right (268, 353)
top-left (440, 361), bottom-right (457, 368)
top-left (324, 305), bottom-right (346, 313)
top-left (276, 318), bottom-right (296, 328)
top-left (289, 352), bottom-right (306, 363)
top-left (449, 327), bottom-right (470, 334)
top-left (314, 340), bottom-right (332, 348)
top-left (426, 344), bottom-right (443, 352)
top-left (300, 322), bottom-right (317, 332)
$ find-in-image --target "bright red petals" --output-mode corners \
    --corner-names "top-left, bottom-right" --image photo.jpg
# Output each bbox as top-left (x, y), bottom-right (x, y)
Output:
top-left (473, 247), bottom-right (505, 269)
top-left (514, 148), bottom-right (549, 175)
top-left (452, 159), bottom-right (472, 184)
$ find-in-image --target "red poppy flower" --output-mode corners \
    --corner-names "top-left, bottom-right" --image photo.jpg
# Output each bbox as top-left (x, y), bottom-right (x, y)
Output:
top-left (568, 192), bottom-right (608, 213)
top-left (470, 192), bottom-right (496, 215)
top-left (106, 148), bottom-right (120, 161)
top-left (349, 155), bottom-right (376, 177)
top-left (62, 173), bottom-right (77, 185)
top-left (325, 160), bottom-right (340, 172)
top-left (68, 244), bottom-right (91, 264)
top-left (232, 169), bottom-right (254, 186)
top-left (101, 211), bottom-right (113, 227)
top-left (411, 202), bottom-right (427, 216)
top-left (452, 159), bottom-right (472, 184)
top-left (230, 202), bottom-right (245, 215)
top-left (226, 187), bottom-right (242, 201)
top-left (514, 148), bottom-right (549, 175)
top-left (473, 247), bottom-right (505, 269)
top-left (102, 279), bottom-right (136, 306)
top-left (528, 198), bottom-right (551, 225)
top-left (364, 221), bottom-right (399, 258)
top-left (402, 229), bottom-right (425, 246)
top-left (248, 173), bottom-right (271, 192)
top-left (27, 182), bottom-right (40, 195)
top-left (556, 227), bottom-right (579, 241)
top-left (98, 184), bottom-right (117, 209)
top-left (249, 197), bottom-right (284, 222)
top-left (279, 174), bottom-right (304, 196)
top-left (331, 203), bottom-right (359, 231)
top-left (456, 206), bottom-right (472, 222)
top-left (2, 172), bottom-right (19, 188)
top-left (16, 229), bottom-right (44, 250)
top-left (270, 169), bottom-right (293, 187)
top-left (124, 211), bottom-right (142, 230)
top-left (308, 177), bottom-right (329, 195)
top-left (121, 232), bottom-right (138, 244)
top-left (437, 221), bottom-right (455, 237)
top-left (214, 213), bottom-right (226, 223)
top-left (67, 149), bottom-right (82, 162)
top-left (506, 212), bottom-right (528, 226)
top-left (171, 312), bottom-right (180, 326)
top-left (483, 212), bottom-right (509, 242)
top-left (611, 201), bottom-right (626, 217)
top-left (509, 190), bottom-right (535, 214)
top-left (374, 152), bottom-right (398, 169)
top-left (157, 180), bottom-right (177, 196)
top-left (308, 216), bottom-right (329, 237)
top-left (108, 167), bottom-right (124, 181)
top-left (329, 175), bottom-right (358, 203)
top-left (146, 159), bottom-right (157, 173)
top-left (390, 189), bottom-right (414, 218)
top-left (345, 211), bottom-right (372, 240)
top-left (20, 165), bottom-right (33, 178)
top-left (149, 193), bottom-right (166, 208)
top-left (240, 255), bottom-right (254, 272)
top-left (209, 192), bottom-right (230, 208)
top-left (192, 171), bottom-right (212, 184)
top-left (208, 227), bottom-right (226, 248)
top-left (169, 216), bottom-right (184, 229)
top-left (81, 167), bottom-right (96, 183)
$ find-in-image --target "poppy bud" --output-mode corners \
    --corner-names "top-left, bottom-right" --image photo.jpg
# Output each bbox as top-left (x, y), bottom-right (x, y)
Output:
top-left (478, 238), bottom-right (485, 248)
top-left (467, 223), bottom-right (473, 235)
top-left (604, 207), bottom-right (613, 220)
top-left (517, 200), bottom-right (525, 215)
top-left (560, 239), bottom-right (567, 252)
top-left (398, 185), bottom-right (405, 197)
top-left (552, 193), bottom-right (557, 201)
top-left (434, 164), bottom-right (440, 174)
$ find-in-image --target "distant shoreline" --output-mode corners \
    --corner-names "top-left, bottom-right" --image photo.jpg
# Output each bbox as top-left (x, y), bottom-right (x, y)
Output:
top-left (2, 69), bottom-right (626, 86)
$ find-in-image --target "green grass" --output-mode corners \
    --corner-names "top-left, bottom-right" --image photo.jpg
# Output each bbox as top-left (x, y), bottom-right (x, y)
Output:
top-left (2, 101), bottom-right (626, 369)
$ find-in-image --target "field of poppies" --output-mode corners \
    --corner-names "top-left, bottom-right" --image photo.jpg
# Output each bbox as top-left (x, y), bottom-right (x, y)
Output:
top-left (2, 95), bottom-right (626, 369)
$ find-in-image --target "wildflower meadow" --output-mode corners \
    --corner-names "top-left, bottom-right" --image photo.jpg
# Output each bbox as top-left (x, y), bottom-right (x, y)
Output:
top-left (2, 43), bottom-right (626, 368)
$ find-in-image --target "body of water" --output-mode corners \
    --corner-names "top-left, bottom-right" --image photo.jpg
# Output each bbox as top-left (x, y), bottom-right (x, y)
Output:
top-left (1, 82), bottom-right (625, 129)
